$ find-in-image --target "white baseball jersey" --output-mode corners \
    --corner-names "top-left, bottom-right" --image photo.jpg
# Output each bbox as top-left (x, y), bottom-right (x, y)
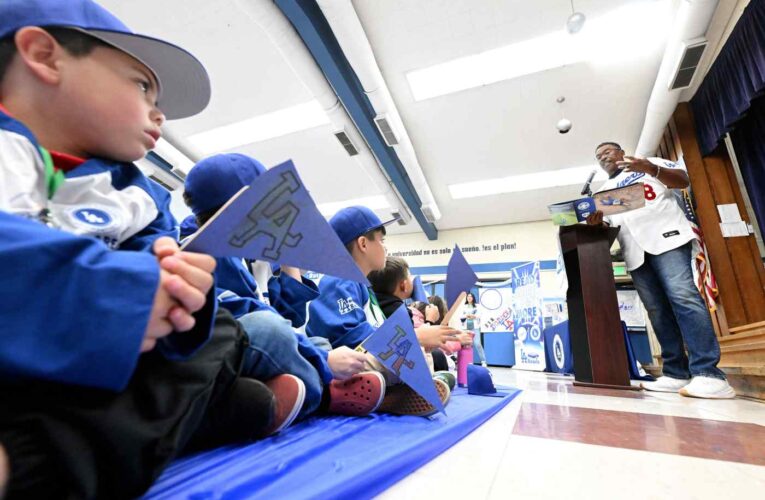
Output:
top-left (597, 158), bottom-right (695, 271)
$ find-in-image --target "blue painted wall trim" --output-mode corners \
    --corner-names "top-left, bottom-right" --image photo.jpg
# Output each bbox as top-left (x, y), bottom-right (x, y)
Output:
top-left (410, 260), bottom-right (558, 276)
top-left (275, 0), bottom-right (438, 240)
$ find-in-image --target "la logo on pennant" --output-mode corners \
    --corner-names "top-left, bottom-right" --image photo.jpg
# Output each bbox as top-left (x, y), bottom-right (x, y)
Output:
top-left (230, 170), bottom-right (303, 260)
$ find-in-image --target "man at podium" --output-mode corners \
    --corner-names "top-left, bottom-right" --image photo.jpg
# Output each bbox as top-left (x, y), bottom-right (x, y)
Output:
top-left (585, 141), bottom-right (735, 399)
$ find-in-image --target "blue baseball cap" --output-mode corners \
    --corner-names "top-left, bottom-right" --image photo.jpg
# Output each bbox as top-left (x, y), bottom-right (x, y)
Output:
top-left (184, 154), bottom-right (267, 216)
top-left (467, 365), bottom-right (506, 397)
top-left (0, 0), bottom-right (210, 119)
top-left (329, 205), bottom-right (398, 245)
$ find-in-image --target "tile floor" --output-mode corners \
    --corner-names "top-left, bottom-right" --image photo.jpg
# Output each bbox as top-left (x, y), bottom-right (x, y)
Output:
top-left (377, 368), bottom-right (765, 500)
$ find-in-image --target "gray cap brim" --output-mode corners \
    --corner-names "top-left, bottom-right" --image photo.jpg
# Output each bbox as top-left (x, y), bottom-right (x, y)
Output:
top-left (80, 28), bottom-right (211, 120)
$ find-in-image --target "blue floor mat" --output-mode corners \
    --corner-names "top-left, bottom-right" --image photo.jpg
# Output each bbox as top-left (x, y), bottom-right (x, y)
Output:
top-left (143, 386), bottom-right (521, 500)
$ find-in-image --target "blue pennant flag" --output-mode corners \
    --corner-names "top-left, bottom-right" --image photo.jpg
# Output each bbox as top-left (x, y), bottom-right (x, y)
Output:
top-left (444, 245), bottom-right (477, 308)
top-left (183, 160), bottom-right (368, 285)
top-left (363, 305), bottom-right (444, 414)
top-left (411, 275), bottom-right (429, 303)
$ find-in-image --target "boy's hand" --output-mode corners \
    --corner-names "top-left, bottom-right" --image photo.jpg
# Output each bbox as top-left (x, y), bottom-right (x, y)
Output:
top-left (280, 265), bottom-right (302, 282)
top-left (142, 269), bottom-right (193, 352)
top-left (456, 332), bottom-right (473, 347)
top-left (151, 237), bottom-right (216, 330)
top-left (424, 304), bottom-right (440, 323)
top-left (327, 346), bottom-right (367, 380)
top-left (415, 325), bottom-right (459, 350)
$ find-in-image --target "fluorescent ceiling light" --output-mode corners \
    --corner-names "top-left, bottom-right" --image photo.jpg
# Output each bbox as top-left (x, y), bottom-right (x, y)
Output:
top-left (152, 138), bottom-right (195, 174)
top-left (188, 100), bottom-right (330, 154)
top-left (448, 165), bottom-right (608, 200)
top-left (317, 195), bottom-right (390, 217)
top-left (407, 1), bottom-right (673, 101)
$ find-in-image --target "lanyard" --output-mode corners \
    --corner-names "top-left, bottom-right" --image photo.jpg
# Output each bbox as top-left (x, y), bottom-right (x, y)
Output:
top-left (39, 146), bottom-right (64, 199)
top-left (367, 287), bottom-right (386, 322)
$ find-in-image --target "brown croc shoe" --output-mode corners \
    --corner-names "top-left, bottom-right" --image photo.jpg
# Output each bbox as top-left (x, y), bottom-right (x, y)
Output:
top-left (377, 378), bottom-right (450, 417)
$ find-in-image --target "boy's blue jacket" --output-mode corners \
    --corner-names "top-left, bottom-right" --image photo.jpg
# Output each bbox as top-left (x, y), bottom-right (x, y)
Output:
top-left (0, 110), bottom-right (215, 391)
top-left (306, 275), bottom-right (385, 349)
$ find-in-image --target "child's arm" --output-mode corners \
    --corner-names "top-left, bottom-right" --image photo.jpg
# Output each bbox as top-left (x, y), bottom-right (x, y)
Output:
top-left (415, 324), bottom-right (460, 351)
top-left (306, 278), bottom-right (376, 349)
top-left (0, 212), bottom-right (161, 391)
top-left (266, 270), bottom-right (319, 328)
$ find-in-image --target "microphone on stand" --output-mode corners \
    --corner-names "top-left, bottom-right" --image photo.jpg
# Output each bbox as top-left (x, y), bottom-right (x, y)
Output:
top-left (580, 169), bottom-right (597, 196)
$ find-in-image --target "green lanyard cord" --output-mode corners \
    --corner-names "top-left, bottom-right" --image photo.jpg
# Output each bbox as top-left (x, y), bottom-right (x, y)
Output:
top-left (367, 288), bottom-right (387, 322)
top-left (39, 146), bottom-right (64, 199)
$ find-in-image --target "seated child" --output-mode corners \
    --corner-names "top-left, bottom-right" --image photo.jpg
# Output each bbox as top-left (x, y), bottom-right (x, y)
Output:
top-left (183, 153), bottom-right (386, 418)
top-left (368, 256), bottom-right (453, 372)
top-left (0, 1), bottom-right (293, 495)
top-left (306, 206), bottom-right (460, 416)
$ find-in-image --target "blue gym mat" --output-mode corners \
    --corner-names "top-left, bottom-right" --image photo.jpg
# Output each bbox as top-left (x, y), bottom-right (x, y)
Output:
top-left (143, 386), bottom-right (521, 500)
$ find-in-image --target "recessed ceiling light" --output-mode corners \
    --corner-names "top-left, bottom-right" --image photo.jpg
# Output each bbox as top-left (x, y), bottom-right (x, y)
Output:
top-left (448, 166), bottom-right (608, 200)
top-left (188, 100), bottom-right (331, 155)
top-left (407, 1), bottom-right (672, 101)
top-left (317, 195), bottom-right (391, 217)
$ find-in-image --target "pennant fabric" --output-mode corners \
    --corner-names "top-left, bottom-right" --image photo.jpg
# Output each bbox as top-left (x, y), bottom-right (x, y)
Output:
top-left (444, 245), bottom-right (478, 308)
top-left (411, 275), bottom-right (429, 303)
top-left (184, 160), bottom-right (368, 285)
top-left (363, 305), bottom-right (444, 414)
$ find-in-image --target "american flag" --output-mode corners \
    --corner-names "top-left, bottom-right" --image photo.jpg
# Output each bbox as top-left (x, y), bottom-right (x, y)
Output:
top-left (680, 189), bottom-right (718, 311)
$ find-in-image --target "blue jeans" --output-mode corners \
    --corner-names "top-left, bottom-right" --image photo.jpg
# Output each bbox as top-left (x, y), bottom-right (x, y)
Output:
top-left (629, 242), bottom-right (725, 380)
top-left (471, 331), bottom-right (486, 364)
top-left (238, 311), bottom-right (324, 420)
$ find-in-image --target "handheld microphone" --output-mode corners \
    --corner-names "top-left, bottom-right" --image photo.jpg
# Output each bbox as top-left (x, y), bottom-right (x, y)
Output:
top-left (580, 169), bottom-right (597, 196)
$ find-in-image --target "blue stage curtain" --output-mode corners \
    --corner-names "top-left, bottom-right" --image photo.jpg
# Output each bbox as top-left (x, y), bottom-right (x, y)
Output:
top-left (730, 97), bottom-right (765, 237)
top-left (689, 0), bottom-right (765, 156)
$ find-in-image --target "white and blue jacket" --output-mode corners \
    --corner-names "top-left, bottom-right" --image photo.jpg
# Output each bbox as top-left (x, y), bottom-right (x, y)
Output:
top-left (0, 110), bottom-right (215, 391)
top-left (306, 275), bottom-right (385, 349)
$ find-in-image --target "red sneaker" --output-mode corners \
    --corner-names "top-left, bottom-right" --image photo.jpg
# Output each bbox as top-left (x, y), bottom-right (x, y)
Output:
top-left (328, 371), bottom-right (386, 416)
top-left (263, 374), bottom-right (305, 436)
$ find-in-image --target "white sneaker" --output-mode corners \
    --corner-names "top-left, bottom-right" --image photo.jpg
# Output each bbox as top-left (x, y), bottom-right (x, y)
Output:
top-left (679, 376), bottom-right (736, 399)
top-left (640, 376), bottom-right (690, 393)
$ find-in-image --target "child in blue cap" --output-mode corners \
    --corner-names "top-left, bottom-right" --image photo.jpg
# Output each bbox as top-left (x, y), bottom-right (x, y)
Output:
top-left (0, 1), bottom-right (297, 496)
top-left (306, 206), bottom-right (459, 416)
top-left (183, 153), bottom-right (387, 420)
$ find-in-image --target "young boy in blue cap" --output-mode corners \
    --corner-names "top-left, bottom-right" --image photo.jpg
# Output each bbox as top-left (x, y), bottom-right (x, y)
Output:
top-left (0, 1), bottom-right (299, 496)
top-left (306, 206), bottom-right (458, 416)
top-left (183, 153), bottom-right (387, 419)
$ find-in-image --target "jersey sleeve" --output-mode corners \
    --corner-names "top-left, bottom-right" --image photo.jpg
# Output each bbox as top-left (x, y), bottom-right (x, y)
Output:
top-left (0, 211), bottom-right (156, 391)
top-left (306, 278), bottom-right (375, 349)
top-left (267, 272), bottom-right (320, 329)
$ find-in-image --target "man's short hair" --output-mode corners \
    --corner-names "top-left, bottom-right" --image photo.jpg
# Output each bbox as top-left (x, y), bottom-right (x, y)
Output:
top-left (344, 226), bottom-right (386, 254)
top-left (368, 256), bottom-right (409, 295)
top-left (595, 141), bottom-right (622, 152)
top-left (0, 27), bottom-right (107, 84)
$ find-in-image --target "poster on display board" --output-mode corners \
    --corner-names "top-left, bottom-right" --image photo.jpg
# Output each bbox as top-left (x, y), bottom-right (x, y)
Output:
top-left (478, 287), bottom-right (514, 333)
top-left (511, 262), bottom-right (546, 371)
top-left (617, 290), bottom-right (646, 327)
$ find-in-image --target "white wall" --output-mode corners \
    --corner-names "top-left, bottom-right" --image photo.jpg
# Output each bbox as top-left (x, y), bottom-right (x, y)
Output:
top-left (385, 221), bottom-right (564, 295)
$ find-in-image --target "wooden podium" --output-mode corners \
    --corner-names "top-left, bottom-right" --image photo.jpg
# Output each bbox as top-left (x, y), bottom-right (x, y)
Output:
top-left (559, 224), bottom-right (636, 390)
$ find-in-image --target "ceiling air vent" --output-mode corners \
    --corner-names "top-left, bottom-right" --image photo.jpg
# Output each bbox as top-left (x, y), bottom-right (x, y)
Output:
top-left (390, 209), bottom-right (408, 226)
top-left (669, 38), bottom-right (707, 90)
top-left (420, 202), bottom-right (441, 223)
top-left (374, 115), bottom-right (399, 147)
top-left (333, 130), bottom-right (359, 156)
